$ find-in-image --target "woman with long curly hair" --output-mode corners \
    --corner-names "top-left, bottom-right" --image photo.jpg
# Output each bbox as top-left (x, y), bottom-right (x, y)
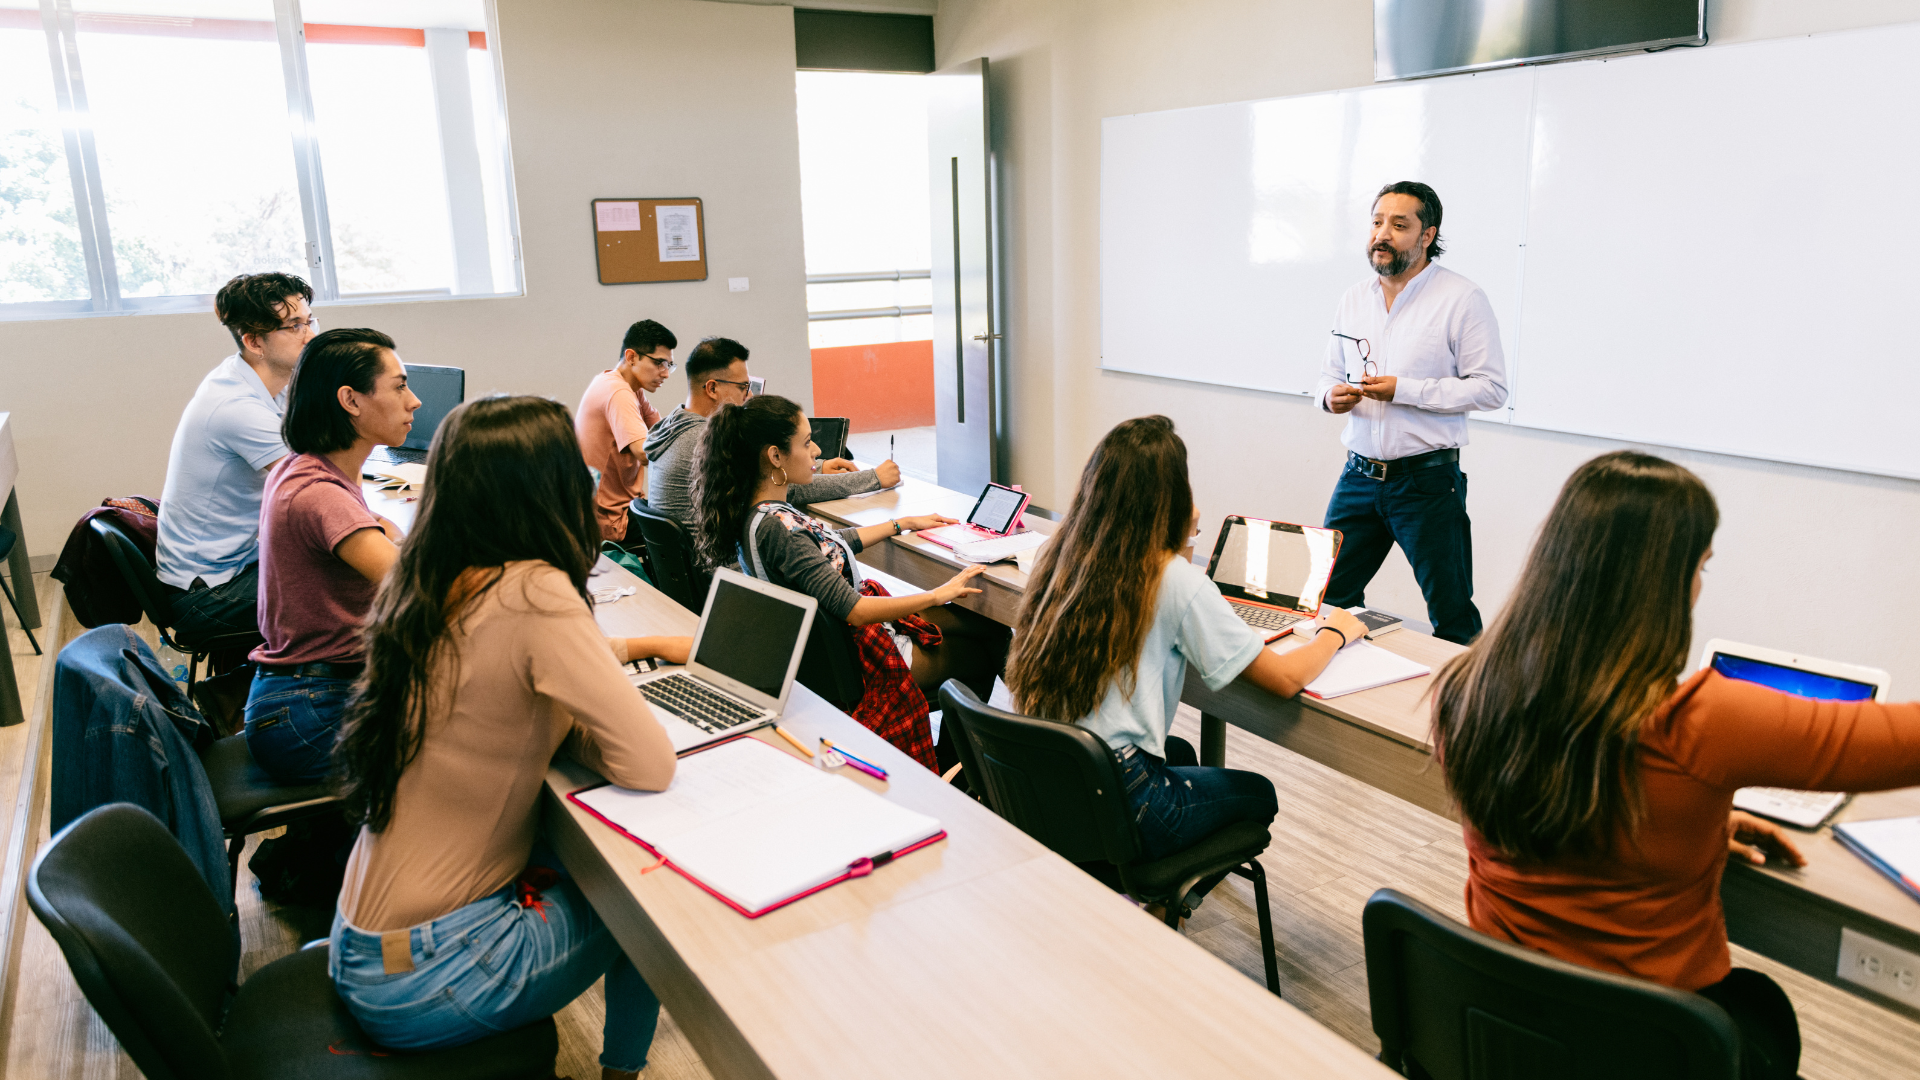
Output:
top-left (329, 395), bottom-right (688, 1080)
top-left (691, 395), bottom-right (1008, 771)
top-left (1006, 416), bottom-right (1364, 887)
top-left (1433, 450), bottom-right (1920, 1079)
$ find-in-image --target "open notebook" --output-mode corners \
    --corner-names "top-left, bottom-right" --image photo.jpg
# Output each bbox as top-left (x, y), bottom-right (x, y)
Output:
top-left (1834, 817), bottom-right (1920, 902)
top-left (568, 736), bottom-right (944, 917)
top-left (1300, 640), bottom-right (1432, 699)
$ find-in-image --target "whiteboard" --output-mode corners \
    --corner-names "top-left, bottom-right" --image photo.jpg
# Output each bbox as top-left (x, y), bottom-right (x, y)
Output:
top-left (1100, 68), bottom-right (1532, 415)
top-left (1099, 21), bottom-right (1920, 479)
top-left (1515, 26), bottom-right (1920, 476)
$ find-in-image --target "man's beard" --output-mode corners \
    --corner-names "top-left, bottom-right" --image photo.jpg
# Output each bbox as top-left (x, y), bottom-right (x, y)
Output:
top-left (1370, 243), bottom-right (1412, 278)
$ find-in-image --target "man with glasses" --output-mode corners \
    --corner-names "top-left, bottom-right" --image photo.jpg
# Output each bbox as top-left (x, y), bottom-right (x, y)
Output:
top-left (576, 319), bottom-right (677, 544)
top-left (155, 272), bottom-right (317, 654)
top-left (642, 335), bottom-right (899, 527)
top-left (1313, 181), bottom-right (1507, 645)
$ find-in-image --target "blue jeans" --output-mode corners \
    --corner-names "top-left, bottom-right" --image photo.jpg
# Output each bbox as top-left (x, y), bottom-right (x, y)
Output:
top-left (1323, 458), bottom-right (1482, 644)
top-left (330, 861), bottom-right (659, 1072)
top-left (1119, 737), bottom-right (1278, 865)
top-left (244, 671), bottom-right (353, 785)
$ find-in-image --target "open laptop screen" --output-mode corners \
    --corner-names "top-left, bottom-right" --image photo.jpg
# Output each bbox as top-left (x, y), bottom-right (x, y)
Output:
top-left (401, 364), bottom-right (465, 451)
top-left (1710, 653), bottom-right (1877, 702)
top-left (1208, 518), bottom-right (1340, 612)
top-left (693, 576), bottom-right (810, 699)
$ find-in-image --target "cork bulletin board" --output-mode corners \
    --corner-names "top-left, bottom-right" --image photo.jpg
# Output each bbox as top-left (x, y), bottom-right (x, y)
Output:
top-left (591, 198), bottom-right (707, 284)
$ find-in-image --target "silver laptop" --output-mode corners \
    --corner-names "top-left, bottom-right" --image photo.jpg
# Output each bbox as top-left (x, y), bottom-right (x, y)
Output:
top-left (1205, 516), bottom-right (1343, 642)
top-left (1700, 639), bottom-right (1892, 829)
top-left (629, 568), bottom-right (818, 753)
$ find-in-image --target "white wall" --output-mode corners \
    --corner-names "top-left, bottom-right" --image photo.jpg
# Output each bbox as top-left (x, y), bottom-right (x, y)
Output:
top-left (935, 0), bottom-right (1920, 690)
top-left (1, 0), bottom-right (810, 558)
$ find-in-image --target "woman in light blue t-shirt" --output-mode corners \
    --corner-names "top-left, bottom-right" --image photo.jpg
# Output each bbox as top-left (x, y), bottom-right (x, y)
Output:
top-left (1005, 416), bottom-right (1365, 882)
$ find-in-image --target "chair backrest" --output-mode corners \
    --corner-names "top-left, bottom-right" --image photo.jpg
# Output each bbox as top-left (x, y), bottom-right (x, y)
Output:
top-left (795, 616), bottom-right (864, 709)
top-left (88, 516), bottom-right (174, 631)
top-left (938, 681), bottom-right (1140, 866)
top-left (27, 803), bottom-right (239, 1080)
top-left (630, 500), bottom-right (711, 614)
top-left (1363, 888), bottom-right (1741, 1080)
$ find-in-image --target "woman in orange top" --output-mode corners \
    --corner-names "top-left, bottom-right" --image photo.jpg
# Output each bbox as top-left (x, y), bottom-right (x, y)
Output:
top-left (1432, 450), bottom-right (1920, 1080)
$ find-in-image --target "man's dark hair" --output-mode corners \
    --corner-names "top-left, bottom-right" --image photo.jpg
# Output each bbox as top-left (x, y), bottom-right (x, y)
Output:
top-left (620, 319), bottom-right (677, 359)
top-left (283, 328), bottom-right (396, 455)
top-left (1375, 181), bottom-right (1444, 261)
top-left (687, 336), bottom-right (749, 381)
top-left (215, 272), bottom-right (313, 350)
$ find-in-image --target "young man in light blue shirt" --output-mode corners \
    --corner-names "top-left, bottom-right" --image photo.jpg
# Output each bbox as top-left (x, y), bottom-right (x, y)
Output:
top-left (155, 272), bottom-right (315, 650)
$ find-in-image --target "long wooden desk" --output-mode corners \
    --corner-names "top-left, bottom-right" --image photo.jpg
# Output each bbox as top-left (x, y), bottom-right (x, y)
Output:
top-left (808, 476), bottom-right (1920, 1018)
top-left (545, 559), bottom-right (1393, 1079)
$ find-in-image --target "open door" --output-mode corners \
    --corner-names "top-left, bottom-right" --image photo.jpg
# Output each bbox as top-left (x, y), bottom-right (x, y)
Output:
top-left (928, 58), bottom-right (997, 494)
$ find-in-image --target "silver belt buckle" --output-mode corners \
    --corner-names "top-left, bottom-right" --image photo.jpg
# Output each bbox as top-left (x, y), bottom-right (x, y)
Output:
top-left (1356, 454), bottom-right (1388, 481)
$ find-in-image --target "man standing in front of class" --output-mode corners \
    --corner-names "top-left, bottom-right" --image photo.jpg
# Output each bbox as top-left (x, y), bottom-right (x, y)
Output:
top-left (1316, 181), bottom-right (1507, 645)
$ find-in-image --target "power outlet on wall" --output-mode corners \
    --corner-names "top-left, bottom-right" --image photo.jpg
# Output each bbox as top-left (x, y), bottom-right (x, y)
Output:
top-left (1838, 927), bottom-right (1920, 1007)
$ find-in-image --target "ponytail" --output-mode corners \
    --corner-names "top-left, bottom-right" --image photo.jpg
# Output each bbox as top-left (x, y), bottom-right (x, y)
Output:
top-left (692, 395), bottom-right (804, 567)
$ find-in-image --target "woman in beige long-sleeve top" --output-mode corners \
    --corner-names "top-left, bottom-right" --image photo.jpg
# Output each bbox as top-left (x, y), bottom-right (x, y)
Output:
top-left (328, 395), bottom-right (689, 1080)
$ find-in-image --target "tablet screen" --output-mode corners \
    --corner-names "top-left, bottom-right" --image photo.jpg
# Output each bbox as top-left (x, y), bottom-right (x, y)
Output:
top-left (1709, 653), bottom-right (1877, 702)
top-left (968, 484), bottom-right (1026, 534)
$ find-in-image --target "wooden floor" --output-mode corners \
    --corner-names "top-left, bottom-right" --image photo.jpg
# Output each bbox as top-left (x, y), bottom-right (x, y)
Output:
top-left (3, 581), bottom-right (1918, 1077)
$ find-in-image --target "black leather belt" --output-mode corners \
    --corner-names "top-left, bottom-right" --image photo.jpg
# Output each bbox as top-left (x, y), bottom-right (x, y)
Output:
top-left (257, 661), bottom-right (364, 680)
top-left (1347, 447), bottom-right (1458, 482)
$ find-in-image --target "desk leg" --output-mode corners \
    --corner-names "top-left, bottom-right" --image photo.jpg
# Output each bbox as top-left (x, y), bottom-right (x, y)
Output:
top-left (1200, 712), bottom-right (1226, 767)
top-left (0, 632), bottom-right (20, 727)
top-left (2, 492), bottom-right (39, 631)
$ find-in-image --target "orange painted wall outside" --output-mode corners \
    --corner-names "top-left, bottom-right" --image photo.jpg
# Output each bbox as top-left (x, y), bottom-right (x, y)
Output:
top-left (809, 340), bottom-right (936, 430)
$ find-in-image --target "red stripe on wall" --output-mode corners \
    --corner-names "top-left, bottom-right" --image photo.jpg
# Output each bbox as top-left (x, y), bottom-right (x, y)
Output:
top-left (811, 340), bottom-right (936, 431)
top-left (0, 12), bottom-right (484, 49)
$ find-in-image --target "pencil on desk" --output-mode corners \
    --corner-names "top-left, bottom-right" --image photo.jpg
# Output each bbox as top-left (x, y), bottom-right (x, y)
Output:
top-left (774, 724), bottom-right (813, 757)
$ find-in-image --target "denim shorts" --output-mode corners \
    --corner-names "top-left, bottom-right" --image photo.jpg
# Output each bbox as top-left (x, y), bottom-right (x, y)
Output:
top-left (244, 671), bottom-right (354, 786)
top-left (330, 868), bottom-right (658, 1071)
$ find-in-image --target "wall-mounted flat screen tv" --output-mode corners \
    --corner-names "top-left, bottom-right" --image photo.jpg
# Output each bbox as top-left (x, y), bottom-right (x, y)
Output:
top-left (1375, 0), bottom-right (1706, 81)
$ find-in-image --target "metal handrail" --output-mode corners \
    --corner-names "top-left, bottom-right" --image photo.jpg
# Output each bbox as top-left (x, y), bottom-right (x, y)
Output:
top-left (805, 269), bottom-right (931, 284)
top-left (808, 304), bottom-right (933, 323)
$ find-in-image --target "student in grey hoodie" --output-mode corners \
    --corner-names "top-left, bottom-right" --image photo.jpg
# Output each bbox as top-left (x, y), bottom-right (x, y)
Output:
top-left (641, 336), bottom-right (899, 524)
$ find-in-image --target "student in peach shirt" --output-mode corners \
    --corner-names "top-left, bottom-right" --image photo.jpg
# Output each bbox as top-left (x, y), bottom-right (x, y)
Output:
top-left (330, 396), bottom-right (689, 1080)
top-left (577, 318), bottom-right (674, 545)
top-left (1432, 450), bottom-right (1920, 1080)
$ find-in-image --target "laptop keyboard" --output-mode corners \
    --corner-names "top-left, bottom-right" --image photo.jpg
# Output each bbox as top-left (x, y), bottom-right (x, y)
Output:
top-left (638, 673), bottom-right (768, 734)
top-left (368, 444), bottom-right (426, 466)
top-left (1233, 605), bottom-right (1305, 632)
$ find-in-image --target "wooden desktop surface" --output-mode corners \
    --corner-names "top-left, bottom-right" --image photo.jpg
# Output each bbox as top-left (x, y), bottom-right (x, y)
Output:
top-left (539, 558), bottom-right (1393, 1079)
top-left (809, 475), bottom-right (1920, 1014)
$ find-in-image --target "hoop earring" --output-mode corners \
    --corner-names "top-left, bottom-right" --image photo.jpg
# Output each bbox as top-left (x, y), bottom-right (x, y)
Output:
top-left (778, 467), bottom-right (789, 486)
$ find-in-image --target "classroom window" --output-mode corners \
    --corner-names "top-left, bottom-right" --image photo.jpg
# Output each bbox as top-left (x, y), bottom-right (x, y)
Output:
top-left (0, 0), bottom-right (520, 321)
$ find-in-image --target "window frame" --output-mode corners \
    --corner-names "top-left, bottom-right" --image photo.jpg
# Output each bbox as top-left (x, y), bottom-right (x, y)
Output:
top-left (0, 0), bottom-right (523, 321)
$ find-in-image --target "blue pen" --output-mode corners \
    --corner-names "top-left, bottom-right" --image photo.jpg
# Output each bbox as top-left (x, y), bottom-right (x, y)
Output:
top-left (820, 738), bottom-right (889, 779)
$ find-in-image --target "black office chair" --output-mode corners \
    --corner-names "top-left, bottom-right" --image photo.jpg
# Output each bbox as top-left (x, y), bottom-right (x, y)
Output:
top-left (29, 803), bottom-right (558, 1080)
top-left (0, 523), bottom-right (38, 655)
top-left (629, 500), bottom-right (710, 613)
top-left (938, 680), bottom-right (1281, 994)
top-left (1362, 888), bottom-right (1742, 1079)
top-left (201, 732), bottom-right (342, 916)
top-left (88, 516), bottom-right (258, 696)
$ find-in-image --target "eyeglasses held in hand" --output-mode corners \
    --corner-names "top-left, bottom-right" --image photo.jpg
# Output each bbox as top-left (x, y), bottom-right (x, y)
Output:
top-left (1330, 331), bottom-right (1376, 384)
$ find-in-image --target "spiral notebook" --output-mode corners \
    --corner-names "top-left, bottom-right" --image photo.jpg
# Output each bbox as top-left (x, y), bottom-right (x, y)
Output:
top-left (1300, 640), bottom-right (1432, 699)
top-left (568, 736), bottom-right (944, 917)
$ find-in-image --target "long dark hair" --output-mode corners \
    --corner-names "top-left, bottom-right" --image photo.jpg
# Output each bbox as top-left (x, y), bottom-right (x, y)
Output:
top-left (333, 395), bottom-right (600, 831)
top-left (283, 328), bottom-right (393, 455)
top-left (1005, 416), bottom-right (1194, 722)
top-left (1432, 450), bottom-right (1717, 862)
top-left (691, 394), bottom-right (804, 568)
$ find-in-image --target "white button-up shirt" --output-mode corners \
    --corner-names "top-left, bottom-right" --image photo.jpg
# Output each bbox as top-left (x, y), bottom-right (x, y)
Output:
top-left (1314, 262), bottom-right (1508, 462)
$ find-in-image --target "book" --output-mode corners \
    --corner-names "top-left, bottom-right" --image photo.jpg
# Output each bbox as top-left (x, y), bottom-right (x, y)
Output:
top-left (1301, 640), bottom-right (1432, 699)
top-left (568, 736), bottom-right (944, 917)
top-left (1349, 607), bottom-right (1403, 637)
top-left (1834, 817), bottom-right (1920, 902)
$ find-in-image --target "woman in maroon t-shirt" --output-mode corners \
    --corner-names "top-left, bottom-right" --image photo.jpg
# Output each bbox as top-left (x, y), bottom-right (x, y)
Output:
top-left (244, 328), bottom-right (418, 785)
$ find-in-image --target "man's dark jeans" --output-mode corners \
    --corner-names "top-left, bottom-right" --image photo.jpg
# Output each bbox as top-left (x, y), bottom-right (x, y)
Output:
top-left (163, 561), bottom-right (263, 658)
top-left (1322, 459), bottom-right (1482, 645)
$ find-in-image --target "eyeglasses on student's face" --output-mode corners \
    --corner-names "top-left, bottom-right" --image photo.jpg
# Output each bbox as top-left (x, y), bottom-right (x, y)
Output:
top-left (642, 351), bottom-right (675, 373)
top-left (274, 317), bottom-right (319, 334)
top-left (707, 377), bottom-right (752, 396)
